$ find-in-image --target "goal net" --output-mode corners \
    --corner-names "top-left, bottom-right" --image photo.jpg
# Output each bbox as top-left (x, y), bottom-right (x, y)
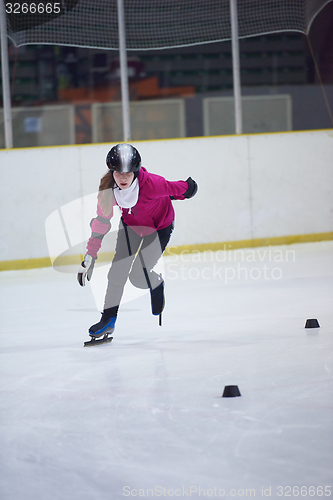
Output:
top-left (5, 0), bottom-right (333, 50)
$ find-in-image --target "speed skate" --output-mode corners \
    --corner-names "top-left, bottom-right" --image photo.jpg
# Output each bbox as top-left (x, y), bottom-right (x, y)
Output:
top-left (84, 328), bottom-right (114, 347)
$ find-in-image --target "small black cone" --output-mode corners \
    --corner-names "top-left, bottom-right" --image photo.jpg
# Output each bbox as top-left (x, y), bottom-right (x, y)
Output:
top-left (222, 385), bottom-right (241, 398)
top-left (305, 318), bottom-right (320, 328)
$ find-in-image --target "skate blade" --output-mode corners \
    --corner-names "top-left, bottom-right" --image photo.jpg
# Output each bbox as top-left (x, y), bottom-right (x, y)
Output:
top-left (84, 327), bottom-right (114, 347)
top-left (84, 336), bottom-right (113, 347)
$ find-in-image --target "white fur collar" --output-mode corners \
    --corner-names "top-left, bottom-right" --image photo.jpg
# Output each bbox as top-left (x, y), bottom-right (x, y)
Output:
top-left (114, 178), bottom-right (139, 213)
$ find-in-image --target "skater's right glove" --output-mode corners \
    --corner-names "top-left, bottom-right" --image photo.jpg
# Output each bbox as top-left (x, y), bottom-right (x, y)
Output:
top-left (77, 254), bottom-right (96, 287)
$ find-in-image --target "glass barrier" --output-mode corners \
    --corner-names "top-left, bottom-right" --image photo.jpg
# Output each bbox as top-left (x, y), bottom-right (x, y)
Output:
top-left (1, 27), bottom-right (333, 148)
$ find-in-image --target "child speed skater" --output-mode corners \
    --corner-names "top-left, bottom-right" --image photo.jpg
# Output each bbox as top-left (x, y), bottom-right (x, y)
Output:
top-left (78, 143), bottom-right (198, 342)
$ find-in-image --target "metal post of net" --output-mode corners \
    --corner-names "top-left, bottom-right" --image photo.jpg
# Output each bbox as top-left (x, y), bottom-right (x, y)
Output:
top-left (0, 0), bottom-right (13, 148)
top-left (117, 0), bottom-right (131, 141)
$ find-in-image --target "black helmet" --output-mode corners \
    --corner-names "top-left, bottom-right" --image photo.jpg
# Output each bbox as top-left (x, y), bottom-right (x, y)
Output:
top-left (106, 144), bottom-right (141, 173)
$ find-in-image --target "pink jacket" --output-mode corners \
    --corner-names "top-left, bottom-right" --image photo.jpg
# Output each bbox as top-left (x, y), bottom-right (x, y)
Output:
top-left (87, 167), bottom-right (189, 258)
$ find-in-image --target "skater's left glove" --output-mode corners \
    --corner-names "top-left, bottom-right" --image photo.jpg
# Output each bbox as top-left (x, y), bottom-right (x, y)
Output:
top-left (77, 254), bottom-right (96, 287)
top-left (183, 177), bottom-right (198, 199)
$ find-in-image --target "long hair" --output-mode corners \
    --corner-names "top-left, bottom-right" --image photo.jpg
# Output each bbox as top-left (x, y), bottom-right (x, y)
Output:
top-left (98, 170), bottom-right (115, 217)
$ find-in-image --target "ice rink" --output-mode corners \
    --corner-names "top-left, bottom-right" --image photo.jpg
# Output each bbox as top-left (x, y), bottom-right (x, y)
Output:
top-left (0, 241), bottom-right (332, 500)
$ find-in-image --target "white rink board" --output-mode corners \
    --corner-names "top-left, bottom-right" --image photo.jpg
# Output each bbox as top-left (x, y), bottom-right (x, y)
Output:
top-left (0, 130), bottom-right (332, 262)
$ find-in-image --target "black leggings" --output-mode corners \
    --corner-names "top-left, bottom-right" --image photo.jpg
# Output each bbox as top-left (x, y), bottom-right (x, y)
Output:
top-left (104, 220), bottom-right (174, 312)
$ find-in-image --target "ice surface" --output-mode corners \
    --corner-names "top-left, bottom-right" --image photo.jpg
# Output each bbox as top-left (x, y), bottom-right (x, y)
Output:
top-left (0, 242), bottom-right (332, 500)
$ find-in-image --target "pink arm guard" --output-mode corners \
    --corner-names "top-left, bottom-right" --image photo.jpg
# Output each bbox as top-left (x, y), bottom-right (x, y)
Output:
top-left (86, 201), bottom-right (113, 258)
top-left (86, 237), bottom-right (102, 259)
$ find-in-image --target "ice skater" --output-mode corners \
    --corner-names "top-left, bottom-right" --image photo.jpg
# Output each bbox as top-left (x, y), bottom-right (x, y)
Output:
top-left (78, 143), bottom-right (197, 344)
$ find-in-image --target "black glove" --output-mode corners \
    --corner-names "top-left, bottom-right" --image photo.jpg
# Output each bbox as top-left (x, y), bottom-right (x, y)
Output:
top-left (77, 254), bottom-right (96, 286)
top-left (183, 177), bottom-right (198, 199)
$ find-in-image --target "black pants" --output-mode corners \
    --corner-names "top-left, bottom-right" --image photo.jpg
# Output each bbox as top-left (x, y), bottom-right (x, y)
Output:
top-left (104, 220), bottom-right (174, 313)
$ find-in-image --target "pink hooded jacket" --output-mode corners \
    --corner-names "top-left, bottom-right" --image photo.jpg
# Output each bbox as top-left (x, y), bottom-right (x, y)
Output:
top-left (86, 167), bottom-right (189, 258)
